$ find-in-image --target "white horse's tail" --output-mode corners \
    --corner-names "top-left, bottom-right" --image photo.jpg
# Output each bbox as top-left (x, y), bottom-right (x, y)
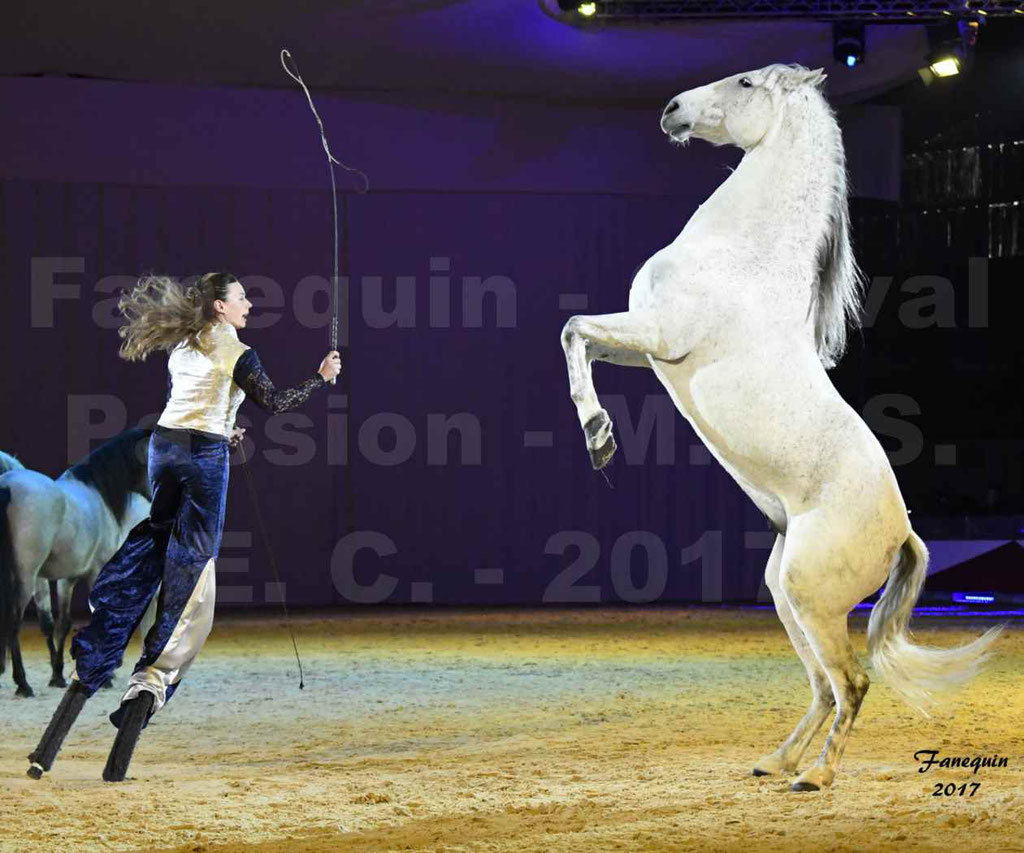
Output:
top-left (867, 531), bottom-right (1003, 715)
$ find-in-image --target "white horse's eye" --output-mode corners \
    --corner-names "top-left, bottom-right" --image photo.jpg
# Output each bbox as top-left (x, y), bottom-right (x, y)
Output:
top-left (739, 78), bottom-right (753, 88)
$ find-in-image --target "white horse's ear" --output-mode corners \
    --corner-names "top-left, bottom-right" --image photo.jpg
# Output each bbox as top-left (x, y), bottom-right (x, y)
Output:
top-left (806, 68), bottom-right (827, 88)
top-left (765, 66), bottom-right (815, 92)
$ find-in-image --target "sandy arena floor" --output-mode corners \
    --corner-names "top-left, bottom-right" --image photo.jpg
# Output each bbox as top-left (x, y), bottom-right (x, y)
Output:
top-left (1, 607), bottom-right (1022, 853)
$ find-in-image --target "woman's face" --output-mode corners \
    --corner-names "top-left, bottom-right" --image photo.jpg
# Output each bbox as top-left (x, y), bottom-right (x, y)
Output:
top-left (214, 280), bottom-right (252, 330)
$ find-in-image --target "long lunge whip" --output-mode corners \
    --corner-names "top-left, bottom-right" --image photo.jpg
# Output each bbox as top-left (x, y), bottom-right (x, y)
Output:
top-left (279, 48), bottom-right (369, 361)
top-left (234, 51), bottom-right (369, 689)
top-left (238, 440), bottom-right (305, 689)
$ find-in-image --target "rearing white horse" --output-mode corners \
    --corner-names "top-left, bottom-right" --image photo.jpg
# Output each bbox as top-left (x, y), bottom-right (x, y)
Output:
top-left (561, 63), bottom-right (1001, 791)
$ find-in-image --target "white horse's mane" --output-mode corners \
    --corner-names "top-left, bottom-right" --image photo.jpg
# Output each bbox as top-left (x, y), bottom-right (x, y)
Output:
top-left (762, 64), bottom-right (865, 368)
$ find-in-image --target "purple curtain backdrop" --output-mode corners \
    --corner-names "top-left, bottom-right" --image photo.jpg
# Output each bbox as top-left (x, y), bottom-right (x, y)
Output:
top-left (0, 78), bottom-right (900, 607)
top-left (1, 180), bottom-right (776, 606)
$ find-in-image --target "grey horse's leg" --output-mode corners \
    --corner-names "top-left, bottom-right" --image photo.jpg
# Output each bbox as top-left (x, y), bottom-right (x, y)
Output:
top-left (11, 583), bottom-right (34, 697)
top-left (50, 578), bottom-right (78, 688)
top-left (34, 578), bottom-right (63, 687)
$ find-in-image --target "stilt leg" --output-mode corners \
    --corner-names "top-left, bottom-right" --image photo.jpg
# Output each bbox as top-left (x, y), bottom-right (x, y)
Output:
top-left (102, 691), bottom-right (155, 782)
top-left (27, 681), bottom-right (90, 778)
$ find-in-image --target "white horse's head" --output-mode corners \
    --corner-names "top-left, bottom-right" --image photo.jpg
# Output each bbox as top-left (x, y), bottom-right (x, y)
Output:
top-left (661, 64), bottom-right (827, 150)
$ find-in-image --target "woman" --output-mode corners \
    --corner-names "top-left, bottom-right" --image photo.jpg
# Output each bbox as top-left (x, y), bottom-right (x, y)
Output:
top-left (28, 272), bottom-right (340, 782)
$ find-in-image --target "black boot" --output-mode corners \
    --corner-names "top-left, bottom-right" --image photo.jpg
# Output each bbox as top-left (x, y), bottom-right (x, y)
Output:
top-left (27, 681), bottom-right (90, 779)
top-left (102, 691), bottom-right (155, 782)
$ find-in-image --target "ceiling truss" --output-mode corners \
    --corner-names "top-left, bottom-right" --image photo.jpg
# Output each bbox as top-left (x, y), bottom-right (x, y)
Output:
top-left (560, 0), bottom-right (1024, 20)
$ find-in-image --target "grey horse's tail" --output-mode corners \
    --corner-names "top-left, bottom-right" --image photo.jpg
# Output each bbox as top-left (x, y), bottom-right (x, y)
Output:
top-left (0, 486), bottom-right (18, 672)
top-left (867, 531), bottom-right (1003, 715)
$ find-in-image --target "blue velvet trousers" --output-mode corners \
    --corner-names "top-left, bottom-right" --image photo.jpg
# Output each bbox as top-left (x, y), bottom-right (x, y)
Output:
top-left (71, 427), bottom-right (229, 722)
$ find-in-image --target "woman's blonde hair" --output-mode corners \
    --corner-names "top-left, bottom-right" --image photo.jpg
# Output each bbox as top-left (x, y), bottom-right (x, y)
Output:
top-left (117, 272), bottom-right (239, 361)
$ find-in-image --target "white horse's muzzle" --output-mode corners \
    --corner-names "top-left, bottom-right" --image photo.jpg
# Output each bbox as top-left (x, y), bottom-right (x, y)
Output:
top-left (661, 97), bottom-right (725, 145)
top-left (660, 99), bottom-right (691, 138)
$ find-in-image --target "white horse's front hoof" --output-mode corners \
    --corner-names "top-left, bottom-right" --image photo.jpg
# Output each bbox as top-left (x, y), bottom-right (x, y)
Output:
top-left (583, 411), bottom-right (616, 470)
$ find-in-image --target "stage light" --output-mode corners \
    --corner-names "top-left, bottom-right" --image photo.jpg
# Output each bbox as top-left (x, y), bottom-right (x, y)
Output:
top-left (917, 19), bottom-right (977, 85)
top-left (930, 55), bottom-right (961, 77)
top-left (833, 22), bottom-right (865, 69)
top-left (953, 592), bottom-right (996, 604)
top-left (556, 0), bottom-right (598, 15)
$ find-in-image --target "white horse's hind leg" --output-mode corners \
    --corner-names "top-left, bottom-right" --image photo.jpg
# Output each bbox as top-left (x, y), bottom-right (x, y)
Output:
top-left (752, 534), bottom-right (836, 776)
top-left (560, 311), bottom-right (674, 469)
top-left (777, 517), bottom-right (895, 791)
top-left (775, 486), bottom-right (907, 791)
top-left (786, 609), bottom-right (869, 792)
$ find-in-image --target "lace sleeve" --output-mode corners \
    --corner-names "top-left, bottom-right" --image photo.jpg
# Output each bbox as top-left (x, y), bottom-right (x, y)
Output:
top-left (232, 349), bottom-right (326, 414)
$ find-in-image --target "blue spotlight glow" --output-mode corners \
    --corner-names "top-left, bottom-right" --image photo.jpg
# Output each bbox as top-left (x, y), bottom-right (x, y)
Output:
top-left (952, 592), bottom-right (996, 604)
top-left (845, 55), bottom-right (858, 68)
